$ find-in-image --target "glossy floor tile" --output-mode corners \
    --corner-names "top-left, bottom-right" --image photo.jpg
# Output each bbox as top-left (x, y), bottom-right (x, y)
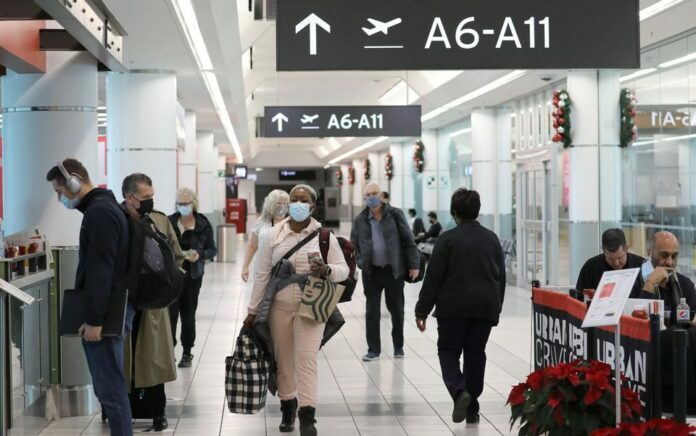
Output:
top-left (39, 238), bottom-right (534, 435)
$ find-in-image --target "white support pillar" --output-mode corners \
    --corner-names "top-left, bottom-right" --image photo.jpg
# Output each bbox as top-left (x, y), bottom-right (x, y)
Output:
top-left (567, 70), bottom-right (622, 281)
top-left (352, 158), bottom-right (365, 216)
top-left (367, 152), bottom-right (380, 185)
top-left (178, 111), bottom-right (198, 190)
top-left (389, 144), bottom-right (404, 209)
top-left (196, 132), bottom-right (216, 214)
top-left (402, 142), bottom-right (416, 211)
top-left (472, 109), bottom-right (498, 231)
top-left (107, 71), bottom-right (178, 214)
top-left (2, 52), bottom-right (98, 244)
top-left (421, 130), bottom-right (439, 214)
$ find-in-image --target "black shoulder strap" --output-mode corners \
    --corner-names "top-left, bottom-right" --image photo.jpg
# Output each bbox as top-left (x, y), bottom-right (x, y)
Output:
top-left (280, 228), bottom-right (321, 262)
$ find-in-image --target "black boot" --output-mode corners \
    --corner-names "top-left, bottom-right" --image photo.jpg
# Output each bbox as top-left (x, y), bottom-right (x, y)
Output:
top-left (298, 406), bottom-right (317, 436)
top-left (279, 398), bottom-right (298, 432)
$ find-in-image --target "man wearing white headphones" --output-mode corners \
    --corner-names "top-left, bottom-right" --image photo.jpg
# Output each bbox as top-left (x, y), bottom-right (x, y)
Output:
top-left (46, 158), bottom-right (134, 436)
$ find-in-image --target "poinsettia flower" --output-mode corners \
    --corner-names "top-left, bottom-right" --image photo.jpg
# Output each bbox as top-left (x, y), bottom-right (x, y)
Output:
top-left (553, 406), bottom-right (565, 426)
top-left (507, 382), bottom-right (527, 406)
top-left (584, 384), bottom-right (604, 405)
top-left (547, 392), bottom-right (563, 409)
top-left (526, 370), bottom-right (544, 391)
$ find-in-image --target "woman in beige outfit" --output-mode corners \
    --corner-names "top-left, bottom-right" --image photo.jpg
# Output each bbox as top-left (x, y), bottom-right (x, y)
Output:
top-left (244, 185), bottom-right (348, 436)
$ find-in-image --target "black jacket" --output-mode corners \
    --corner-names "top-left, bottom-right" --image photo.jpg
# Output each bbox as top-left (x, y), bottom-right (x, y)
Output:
top-left (168, 212), bottom-right (217, 279)
top-left (75, 188), bottom-right (129, 326)
top-left (350, 205), bottom-right (420, 279)
top-left (412, 218), bottom-right (426, 236)
top-left (633, 272), bottom-right (696, 322)
top-left (415, 221), bottom-right (506, 325)
top-left (576, 252), bottom-right (645, 296)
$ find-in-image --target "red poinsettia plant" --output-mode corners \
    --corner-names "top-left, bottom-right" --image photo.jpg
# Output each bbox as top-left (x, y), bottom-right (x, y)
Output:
top-left (335, 168), bottom-right (343, 186)
top-left (347, 166), bottom-right (356, 185)
top-left (593, 418), bottom-right (696, 436)
top-left (508, 359), bottom-right (642, 436)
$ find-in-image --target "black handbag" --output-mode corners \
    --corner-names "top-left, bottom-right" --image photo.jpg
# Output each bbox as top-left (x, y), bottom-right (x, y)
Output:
top-left (404, 252), bottom-right (427, 284)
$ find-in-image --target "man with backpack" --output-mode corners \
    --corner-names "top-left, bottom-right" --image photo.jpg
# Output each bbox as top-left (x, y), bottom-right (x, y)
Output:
top-left (46, 159), bottom-right (134, 436)
top-left (121, 173), bottom-right (185, 431)
top-left (351, 182), bottom-right (421, 361)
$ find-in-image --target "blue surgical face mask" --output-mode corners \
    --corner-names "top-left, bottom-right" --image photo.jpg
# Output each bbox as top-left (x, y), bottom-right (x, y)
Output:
top-left (366, 196), bottom-right (381, 208)
top-left (289, 202), bottom-right (311, 222)
top-left (178, 205), bottom-right (193, 217)
top-left (60, 194), bottom-right (80, 210)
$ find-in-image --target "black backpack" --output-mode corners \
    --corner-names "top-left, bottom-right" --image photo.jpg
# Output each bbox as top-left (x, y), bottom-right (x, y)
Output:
top-left (121, 212), bottom-right (184, 309)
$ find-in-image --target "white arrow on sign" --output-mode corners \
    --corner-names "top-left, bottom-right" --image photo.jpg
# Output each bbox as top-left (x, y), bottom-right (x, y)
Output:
top-left (295, 13), bottom-right (331, 56)
top-left (272, 112), bottom-right (289, 132)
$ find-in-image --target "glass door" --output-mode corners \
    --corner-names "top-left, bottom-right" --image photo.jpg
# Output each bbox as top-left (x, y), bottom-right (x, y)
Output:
top-left (517, 161), bottom-right (551, 285)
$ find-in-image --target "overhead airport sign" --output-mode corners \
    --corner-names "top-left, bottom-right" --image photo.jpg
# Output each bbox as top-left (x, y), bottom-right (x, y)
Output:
top-left (276, 0), bottom-right (640, 71)
top-left (263, 106), bottom-right (421, 137)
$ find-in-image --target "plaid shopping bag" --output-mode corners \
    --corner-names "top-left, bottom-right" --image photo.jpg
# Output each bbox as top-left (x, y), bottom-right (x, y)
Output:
top-left (225, 328), bottom-right (270, 414)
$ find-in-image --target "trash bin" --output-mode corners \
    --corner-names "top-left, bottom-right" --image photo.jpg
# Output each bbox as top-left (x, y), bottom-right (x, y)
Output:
top-left (217, 224), bottom-right (237, 263)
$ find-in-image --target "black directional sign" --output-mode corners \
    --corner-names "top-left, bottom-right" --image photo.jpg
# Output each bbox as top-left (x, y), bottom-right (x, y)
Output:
top-left (276, 0), bottom-right (639, 71)
top-left (263, 106), bottom-right (421, 138)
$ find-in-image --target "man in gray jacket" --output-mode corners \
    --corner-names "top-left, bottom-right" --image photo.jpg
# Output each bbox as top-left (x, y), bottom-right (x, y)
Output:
top-left (351, 182), bottom-right (420, 361)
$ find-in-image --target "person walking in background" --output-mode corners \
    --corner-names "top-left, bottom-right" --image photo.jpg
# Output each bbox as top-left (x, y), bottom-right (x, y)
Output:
top-left (351, 182), bottom-right (420, 361)
top-left (415, 189), bottom-right (505, 425)
top-left (244, 184), bottom-right (349, 436)
top-left (47, 159), bottom-right (134, 436)
top-left (168, 187), bottom-right (217, 368)
top-left (408, 208), bottom-right (426, 237)
top-left (122, 173), bottom-right (183, 431)
top-left (241, 189), bottom-right (290, 283)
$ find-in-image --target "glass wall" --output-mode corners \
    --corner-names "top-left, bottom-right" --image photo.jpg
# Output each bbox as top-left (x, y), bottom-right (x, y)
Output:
top-left (617, 33), bottom-right (696, 279)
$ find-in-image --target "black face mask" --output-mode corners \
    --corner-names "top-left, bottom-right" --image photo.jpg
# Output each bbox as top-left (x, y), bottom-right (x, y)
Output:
top-left (137, 198), bottom-right (154, 215)
top-left (429, 220), bottom-right (435, 225)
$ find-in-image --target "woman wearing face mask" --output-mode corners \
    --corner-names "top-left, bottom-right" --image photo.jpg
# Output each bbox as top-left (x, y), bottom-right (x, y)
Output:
top-left (244, 184), bottom-right (349, 436)
top-left (167, 188), bottom-right (217, 368)
top-left (241, 189), bottom-right (290, 283)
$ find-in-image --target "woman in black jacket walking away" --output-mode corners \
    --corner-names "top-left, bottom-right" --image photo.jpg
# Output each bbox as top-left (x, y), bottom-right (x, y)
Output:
top-left (168, 187), bottom-right (217, 368)
top-left (415, 188), bottom-right (505, 425)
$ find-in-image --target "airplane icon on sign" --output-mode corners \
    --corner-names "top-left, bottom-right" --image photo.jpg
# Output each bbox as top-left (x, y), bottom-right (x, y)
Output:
top-left (362, 18), bottom-right (402, 36)
top-left (301, 114), bottom-right (319, 124)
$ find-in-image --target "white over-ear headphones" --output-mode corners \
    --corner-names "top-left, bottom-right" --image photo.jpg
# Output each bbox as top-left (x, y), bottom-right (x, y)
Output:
top-left (57, 161), bottom-right (82, 194)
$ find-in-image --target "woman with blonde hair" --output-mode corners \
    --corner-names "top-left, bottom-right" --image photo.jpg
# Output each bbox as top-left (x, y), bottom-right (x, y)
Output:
top-left (168, 187), bottom-right (217, 368)
top-left (241, 189), bottom-right (290, 282)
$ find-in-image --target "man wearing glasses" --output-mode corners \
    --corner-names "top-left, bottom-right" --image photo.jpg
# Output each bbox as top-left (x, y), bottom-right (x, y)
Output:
top-left (351, 182), bottom-right (421, 361)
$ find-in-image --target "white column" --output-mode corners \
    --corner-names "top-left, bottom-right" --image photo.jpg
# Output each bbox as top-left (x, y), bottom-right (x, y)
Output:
top-left (472, 109), bottom-right (497, 230)
top-left (351, 158), bottom-right (364, 214)
top-left (107, 71), bottom-right (178, 214)
top-left (378, 151), bottom-right (389, 194)
top-left (340, 164), bottom-right (350, 206)
top-left (497, 108), bottom-right (513, 238)
top-left (2, 52), bottom-right (97, 244)
top-left (421, 130), bottom-right (439, 213)
top-left (196, 132), bottom-right (216, 214)
top-left (178, 111), bottom-right (198, 190)
top-left (367, 152), bottom-right (380, 185)
top-left (389, 144), bottom-right (404, 208)
top-left (402, 142), bottom-right (416, 210)
top-left (567, 70), bottom-right (622, 280)
top-left (215, 153), bottom-right (226, 212)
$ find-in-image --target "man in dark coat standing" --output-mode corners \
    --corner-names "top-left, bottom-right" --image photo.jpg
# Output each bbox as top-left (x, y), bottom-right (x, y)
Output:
top-left (351, 182), bottom-right (421, 361)
top-left (415, 188), bottom-right (505, 425)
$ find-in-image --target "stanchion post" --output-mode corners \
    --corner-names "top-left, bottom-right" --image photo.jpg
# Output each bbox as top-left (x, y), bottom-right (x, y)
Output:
top-left (615, 324), bottom-right (622, 427)
top-left (649, 313), bottom-right (661, 419)
top-left (673, 328), bottom-right (688, 423)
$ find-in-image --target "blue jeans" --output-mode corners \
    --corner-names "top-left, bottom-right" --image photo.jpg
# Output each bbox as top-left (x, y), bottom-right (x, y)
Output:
top-left (82, 304), bottom-right (135, 436)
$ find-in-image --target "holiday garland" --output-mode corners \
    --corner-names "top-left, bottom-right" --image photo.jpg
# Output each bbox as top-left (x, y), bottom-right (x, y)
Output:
top-left (363, 159), bottom-right (371, 181)
top-left (335, 168), bottom-right (343, 186)
top-left (347, 166), bottom-right (355, 185)
top-left (551, 89), bottom-right (572, 148)
top-left (620, 88), bottom-right (638, 148)
top-left (413, 140), bottom-right (425, 173)
top-left (384, 153), bottom-right (394, 181)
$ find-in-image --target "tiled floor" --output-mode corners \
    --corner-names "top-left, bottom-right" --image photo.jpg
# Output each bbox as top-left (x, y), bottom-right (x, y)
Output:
top-left (39, 239), bottom-right (533, 435)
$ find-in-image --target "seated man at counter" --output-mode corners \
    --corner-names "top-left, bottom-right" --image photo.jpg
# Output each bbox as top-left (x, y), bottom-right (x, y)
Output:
top-left (576, 228), bottom-right (644, 295)
top-left (634, 231), bottom-right (696, 409)
top-left (416, 212), bottom-right (443, 243)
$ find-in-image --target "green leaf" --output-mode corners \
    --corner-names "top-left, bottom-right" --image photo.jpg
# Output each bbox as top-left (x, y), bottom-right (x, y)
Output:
top-left (584, 412), bottom-right (601, 433)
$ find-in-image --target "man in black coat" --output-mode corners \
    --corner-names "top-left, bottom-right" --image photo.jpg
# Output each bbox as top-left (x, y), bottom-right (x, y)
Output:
top-left (415, 188), bottom-right (505, 425)
top-left (576, 228), bottom-right (645, 295)
top-left (47, 159), bottom-right (133, 436)
top-left (351, 182), bottom-right (421, 361)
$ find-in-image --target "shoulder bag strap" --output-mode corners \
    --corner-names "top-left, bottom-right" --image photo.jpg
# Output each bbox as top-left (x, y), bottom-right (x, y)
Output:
top-left (319, 228), bottom-right (331, 263)
top-left (278, 228), bottom-right (321, 263)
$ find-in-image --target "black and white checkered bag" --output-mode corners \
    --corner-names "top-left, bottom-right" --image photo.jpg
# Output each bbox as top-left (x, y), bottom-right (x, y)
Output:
top-left (225, 328), bottom-right (270, 414)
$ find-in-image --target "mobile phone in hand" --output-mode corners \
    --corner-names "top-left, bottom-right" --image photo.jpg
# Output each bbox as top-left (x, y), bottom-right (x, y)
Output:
top-left (307, 252), bottom-right (323, 266)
